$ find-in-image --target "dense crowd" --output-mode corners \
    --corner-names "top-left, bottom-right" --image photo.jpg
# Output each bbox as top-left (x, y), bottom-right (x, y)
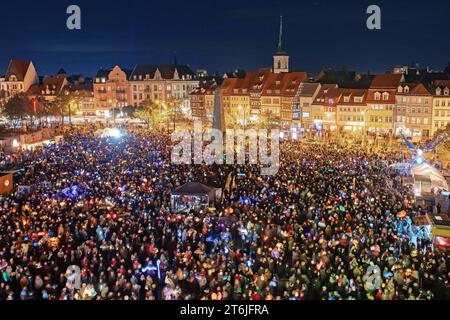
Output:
top-left (0, 127), bottom-right (448, 300)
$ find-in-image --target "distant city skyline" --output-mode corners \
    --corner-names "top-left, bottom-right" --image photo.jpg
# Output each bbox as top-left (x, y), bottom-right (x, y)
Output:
top-left (1, 0), bottom-right (450, 76)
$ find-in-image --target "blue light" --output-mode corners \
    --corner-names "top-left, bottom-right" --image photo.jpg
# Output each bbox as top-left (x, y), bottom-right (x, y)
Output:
top-left (415, 157), bottom-right (424, 165)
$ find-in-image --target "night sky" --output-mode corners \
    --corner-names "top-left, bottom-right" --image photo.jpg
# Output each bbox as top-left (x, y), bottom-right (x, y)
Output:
top-left (1, 0), bottom-right (449, 77)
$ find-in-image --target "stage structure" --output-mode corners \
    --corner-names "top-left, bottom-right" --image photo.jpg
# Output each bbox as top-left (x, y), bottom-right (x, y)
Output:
top-left (412, 214), bottom-right (450, 250)
top-left (390, 133), bottom-right (449, 195)
top-left (171, 182), bottom-right (222, 213)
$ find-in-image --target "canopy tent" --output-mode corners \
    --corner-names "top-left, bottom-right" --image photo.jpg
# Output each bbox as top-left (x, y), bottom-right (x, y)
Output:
top-left (412, 163), bottom-right (449, 192)
top-left (171, 182), bottom-right (221, 213)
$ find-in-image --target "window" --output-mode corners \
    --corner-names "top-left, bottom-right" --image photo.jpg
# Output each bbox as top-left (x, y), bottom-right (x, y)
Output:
top-left (374, 92), bottom-right (381, 100)
top-left (382, 92), bottom-right (389, 101)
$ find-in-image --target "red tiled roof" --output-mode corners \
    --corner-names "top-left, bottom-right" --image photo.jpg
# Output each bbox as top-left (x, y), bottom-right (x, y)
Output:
top-left (5, 59), bottom-right (32, 81)
top-left (312, 84), bottom-right (338, 105)
top-left (398, 83), bottom-right (432, 96)
top-left (220, 69), bottom-right (306, 97)
top-left (27, 76), bottom-right (67, 96)
top-left (370, 74), bottom-right (403, 89)
top-left (338, 88), bottom-right (368, 105)
top-left (191, 80), bottom-right (218, 95)
top-left (434, 80), bottom-right (450, 88)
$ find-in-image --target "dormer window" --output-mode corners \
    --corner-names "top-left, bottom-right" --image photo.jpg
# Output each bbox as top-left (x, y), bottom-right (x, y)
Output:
top-left (444, 88), bottom-right (449, 96)
top-left (436, 88), bottom-right (442, 95)
top-left (382, 92), bottom-right (389, 101)
top-left (344, 96), bottom-right (350, 103)
top-left (374, 92), bottom-right (381, 100)
top-left (397, 86), bottom-right (403, 93)
top-left (404, 86), bottom-right (409, 93)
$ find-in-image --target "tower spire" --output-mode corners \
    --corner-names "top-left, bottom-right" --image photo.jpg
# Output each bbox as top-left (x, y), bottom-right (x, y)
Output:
top-left (277, 15), bottom-right (285, 54)
top-left (273, 15), bottom-right (289, 73)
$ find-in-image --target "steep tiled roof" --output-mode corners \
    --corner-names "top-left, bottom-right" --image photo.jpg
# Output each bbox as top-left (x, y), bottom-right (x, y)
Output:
top-left (95, 68), bottom-right (111, 79)
top-left (312, 84), bottom-right (338, 104)
top-left (5, 59), bottom-right (32, 81)
top-left (130, 64), bottom-right (195, 80)
top-left (298, 82), bottom-right (320, 97)
top-left (27, 76), bottom-right (67, 96)
top-left (191, 79), bottom-right (220, 95)
top-left (370, 74), bottom-right (403, 89)
top-left (220, 69), bottom-right (306, 97)
top-left (397, 83), bottom-right (432, 96)
top-left (338, 89), bottom-right (368, 105)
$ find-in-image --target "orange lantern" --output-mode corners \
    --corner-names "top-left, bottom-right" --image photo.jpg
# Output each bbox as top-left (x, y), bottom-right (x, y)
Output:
top-left (396, 210), bottom-right (407, 219)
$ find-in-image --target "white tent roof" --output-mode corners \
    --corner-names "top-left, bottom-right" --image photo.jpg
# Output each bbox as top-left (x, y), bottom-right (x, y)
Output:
top-left (412, 163), bottom-right (449, 191)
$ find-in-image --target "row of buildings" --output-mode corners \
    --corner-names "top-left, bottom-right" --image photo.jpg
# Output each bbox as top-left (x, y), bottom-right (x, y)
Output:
top-left (1, 17), bottom-right (450, 138)
top-left (189, 18), bottom-right (450, 139)
top-left (190, 69), bottom-right (450, 138)
top-left (0, 59), bottom-right (200, 117)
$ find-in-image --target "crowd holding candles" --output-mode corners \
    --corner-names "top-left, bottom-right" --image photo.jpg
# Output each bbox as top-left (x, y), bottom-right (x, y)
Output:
top-left (0, 126), bottom-right (448, 300)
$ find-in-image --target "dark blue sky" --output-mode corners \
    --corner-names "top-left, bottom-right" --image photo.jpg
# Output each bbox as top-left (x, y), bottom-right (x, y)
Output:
top-left (1, 0), bottom-right (449, 77)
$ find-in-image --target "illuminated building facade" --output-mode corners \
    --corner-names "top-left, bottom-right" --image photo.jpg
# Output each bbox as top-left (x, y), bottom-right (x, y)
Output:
top-left (93, 66), bottom-right (131, 117)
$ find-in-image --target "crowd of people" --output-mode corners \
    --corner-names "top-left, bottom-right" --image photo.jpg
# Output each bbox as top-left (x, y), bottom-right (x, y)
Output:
top-left (0, 126), bottom-right (448, 300)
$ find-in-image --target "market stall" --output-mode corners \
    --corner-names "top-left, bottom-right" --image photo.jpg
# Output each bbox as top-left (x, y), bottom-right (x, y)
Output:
top-left (171, 182), bottom-right (221, 213)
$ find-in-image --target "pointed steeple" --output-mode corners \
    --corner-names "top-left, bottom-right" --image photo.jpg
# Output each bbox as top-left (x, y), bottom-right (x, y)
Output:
top-left (273, 15), bottom-right (289, 73)
top-left (276, 16), bottom-right (286, 55)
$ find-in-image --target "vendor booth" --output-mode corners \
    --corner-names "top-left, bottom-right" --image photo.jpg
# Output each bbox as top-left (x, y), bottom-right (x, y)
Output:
top-left (412, 214), bottom-right (450, 250)
top-left (431, 215), bottom-right (450, 250)
top-left (171, 182), bottom-right (221, 213)
top-left (411, 164), bottom-right (449, 194)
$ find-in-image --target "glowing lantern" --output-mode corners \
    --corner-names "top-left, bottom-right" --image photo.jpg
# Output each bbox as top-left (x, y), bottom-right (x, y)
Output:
top-left (396, 210), bottom-right (407, 219)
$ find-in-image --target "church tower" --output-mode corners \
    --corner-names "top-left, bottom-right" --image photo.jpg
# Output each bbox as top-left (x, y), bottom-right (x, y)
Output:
top-left (273, 16), bottom-right (289, 73)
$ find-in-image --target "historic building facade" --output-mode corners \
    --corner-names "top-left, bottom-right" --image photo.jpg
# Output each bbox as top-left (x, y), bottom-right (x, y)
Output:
top-left (297, 82), bottom-right (321, 131)
top-left (431, 80), bottom-right (450, 135)
top-left (93, 66), bottom-right (131, 117)
top-left (190, 79), bottom-right (220, 124)
top-left (366, 74), bottom-right (403, 134)
top-left (395, 83), bottom-right (433, 138)
top-left (336, 89), bottom-right (368, 133)
top-left (0, 59), bottom-right (38, 101)
top-left (129, 64), bottom-right (198, 112)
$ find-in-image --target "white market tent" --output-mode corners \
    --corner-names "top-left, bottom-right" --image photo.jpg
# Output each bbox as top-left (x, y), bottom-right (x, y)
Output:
top-left (412, 163), bottom-right (449, 191)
